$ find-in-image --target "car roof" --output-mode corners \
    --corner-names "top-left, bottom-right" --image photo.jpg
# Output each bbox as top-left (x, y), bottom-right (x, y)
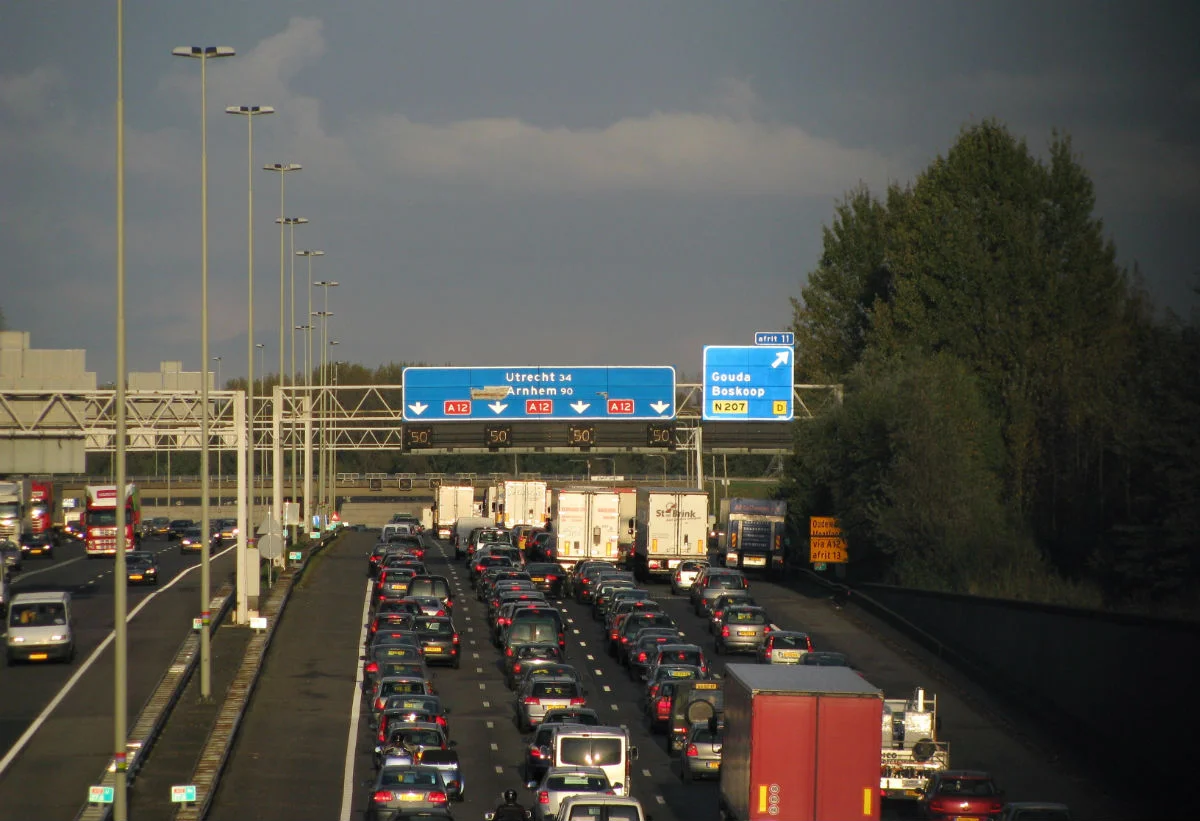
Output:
top-left (11, 591), bottom-right (70, 604)
top-left (544, 765), bottom-right (608, 776)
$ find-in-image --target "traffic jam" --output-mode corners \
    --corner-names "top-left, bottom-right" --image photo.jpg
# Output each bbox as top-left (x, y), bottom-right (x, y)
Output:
top-left (356, 511), bottom-right (1064, 821)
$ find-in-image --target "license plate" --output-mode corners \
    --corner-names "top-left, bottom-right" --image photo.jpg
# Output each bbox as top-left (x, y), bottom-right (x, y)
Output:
top-left (738, 630), bottom-right (755, 636)
top-left (129, 575), bottom-right (143, 581)
top-left (531, 577), bottom-right (545, 582)
top-left (399, 792), bottom-right (423, 802)
top-left (742, 556), bottom-right (766, 566)
top-left (424, 646), bottom-right (443, 653)
top-left (29, 653), bottom-right (49, 661)
top-left (776, 650), bottom-right (800, 660)
top-left (705, 761), bottom-right (720, 769)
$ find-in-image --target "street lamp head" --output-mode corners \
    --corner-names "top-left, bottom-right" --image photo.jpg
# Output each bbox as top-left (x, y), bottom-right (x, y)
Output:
top-left (225, 105), bottom-right (275, 116)
top-left (296, 249), bottom-right (325, 257)
top-left (313, 311), bottom-right (334, 317)
top-left (276, 217), bottom-right (310, 225)
top-left (172, 46), bottom-right (236, 59)
top-left (313, 281), bottom-right (339, 287)
top-left (295, 325), bottom-right (311, 331)
top-left (255, 343), bottom-right (266, 349)
top-left (330, 339), bottom-right (340, 346)
top-left (263, 162), bottom-right (302, 173)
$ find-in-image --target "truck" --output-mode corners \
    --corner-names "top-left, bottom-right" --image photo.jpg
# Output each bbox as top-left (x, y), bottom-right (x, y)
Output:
top-left (433, 484), bottom-right (476, 540)
top-left (615, 487), bottom-right (638, 565)
top-left (630, 488), bottom-right (709, 581)
top-left (0, 478), bottom-right (32, 543)
top-left (83, 484), bottom-right (141, 557)
top-left (718, 498), bottom-right (788, 574)
top-left (485, 480), bottom-right (548, 530)
top-left (719, 664), bottom-right (883, 821)
top-left (29, 479), bottom-right (61, 539)
top-left (880, 687), bottom-right (950, 801)
top-left (550, 487), bottom-right (621, 570)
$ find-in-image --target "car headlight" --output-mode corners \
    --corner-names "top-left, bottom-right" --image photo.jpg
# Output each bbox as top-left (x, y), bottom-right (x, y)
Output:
top-left (10, 636), bottom-right (25, 643)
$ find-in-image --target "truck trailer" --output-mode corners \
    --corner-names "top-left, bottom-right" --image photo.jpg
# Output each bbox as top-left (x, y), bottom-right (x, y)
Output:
top-left (630, 488), bottom-right (709, 581)
top-left (718, 498), bottom-right (788, 574)
top-left (719, 664), bottom-right (883, 821)
top-left (485, 479), bottom-right (549, 530)
top-left (433, 484), bottom-right (476, 540)
top-left (0, 478), bottom-right (32, 543)
top-left (83, 484), bottom-right (141, 557)
top-left (550, 487), bottom-right (621, 570)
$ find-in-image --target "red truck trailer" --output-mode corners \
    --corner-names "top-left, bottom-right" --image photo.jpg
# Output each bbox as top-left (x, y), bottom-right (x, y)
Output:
top-left (719, 664), bottom-right (883, 821)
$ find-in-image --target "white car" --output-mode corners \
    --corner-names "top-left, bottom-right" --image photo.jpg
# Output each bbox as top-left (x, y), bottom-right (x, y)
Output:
top-left (670, 559), bottom-right (708, 595)
top-left (556, 793), bottom-right (650, 821)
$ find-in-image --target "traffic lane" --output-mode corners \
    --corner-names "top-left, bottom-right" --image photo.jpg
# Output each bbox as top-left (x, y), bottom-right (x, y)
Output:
top-left (0, 539), bottom-right (225, 752)
top-left (429, 545), bottom-right (698, 821)
top-left (0, 546), bottom-right (237, 820)
top-left (690, 576), bottom-right (1132, 821)
top-left (206, 532), bottom-right (375, 821)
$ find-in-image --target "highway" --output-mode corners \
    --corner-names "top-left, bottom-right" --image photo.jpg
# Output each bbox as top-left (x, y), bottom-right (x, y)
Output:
top-left (205, 531), bottom-right (1133, 821)
top-left (0, 535), bottom-right (237, 821)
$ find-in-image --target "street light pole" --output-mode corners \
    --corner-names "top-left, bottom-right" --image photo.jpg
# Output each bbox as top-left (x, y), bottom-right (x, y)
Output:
top-left (256, 342), bottom-right (266, 513)
top-left (213, 355), bottom-right (223, 499)
top-left (296, 249), bottom-right (323, 527)
top-left (173, 43), bottom-right (234, 710)
top-left (278, 216), bottom-right (307, 533)
top-left (114, 5), bottom-right (129, 815)
top-left (226, 104), bottom-right (273, 561)
top-left (328, 342), bottom-right (341, 518)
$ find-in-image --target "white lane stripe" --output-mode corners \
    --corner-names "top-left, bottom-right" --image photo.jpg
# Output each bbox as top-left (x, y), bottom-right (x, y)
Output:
top-left (0, 542), bottom-right (237, 778)
top-left (11, 555), bottom-right (84, 583)
top-left (339, 578), bottom-right (373, 821)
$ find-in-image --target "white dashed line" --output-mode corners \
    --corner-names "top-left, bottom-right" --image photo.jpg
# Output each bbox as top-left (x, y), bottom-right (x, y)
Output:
top-left (572, 628), bottom-right (580, 635)
top-left (479, 683), bottom-right (487, 690)
top-left (642, 768), bottom-right (652, 777)
top-left (602, 685), bottom-right (612, 693)
top-left (610, 704), bottom-right (620, 711)
top-left (655, 796), bottom-right (666, 805)
top-left (495, 766), bottom-right (505, 774)
top-left (586, 654), bottom-right (595, 661)
top-left (486, 721), bottom-right (495, 729)
top-left (482, 701), bottom-right (491, 708)
top-left (490, 743), bottom-right (499, 751)
top-left (593, 669), bottom-right (603, 675)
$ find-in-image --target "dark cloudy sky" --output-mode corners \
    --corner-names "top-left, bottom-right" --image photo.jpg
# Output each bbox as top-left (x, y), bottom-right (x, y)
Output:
top-left (2, 1), bottom-right (1197, 382)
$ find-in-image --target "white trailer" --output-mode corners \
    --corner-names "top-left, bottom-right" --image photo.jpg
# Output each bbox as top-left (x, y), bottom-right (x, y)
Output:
top-left (486, 480), bottom-right (548, 529)
top-left (0, 479), bottom-right (32, 543)
top-left (551, 487), bottom-right (621, 569)
top-left (434, 484), bottom-right (476, 540)
top-left (880, 687), bottom-right (950, 800)
top-left (615, 487), bottom-right (638, 565)
top-left (631, 488), bottom-right (709, 580)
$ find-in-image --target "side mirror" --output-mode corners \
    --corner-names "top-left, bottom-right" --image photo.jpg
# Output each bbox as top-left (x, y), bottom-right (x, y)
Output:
top-left (613, 781), bottom-right (624, 790)
top-left (525, 781), bottom-right (537, 790)
top-left (630, 746), bottom-right (639, 760)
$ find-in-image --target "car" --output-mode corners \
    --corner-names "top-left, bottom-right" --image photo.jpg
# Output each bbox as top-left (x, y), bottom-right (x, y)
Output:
top-left (918, 770), bottom-right (1005, 820)
top-left (996, 802), bottom-right (1072, 821)
top-left (167, 519), bottom-right (195, 540)
top-left (669, 559), bottom-right (708, 595)
top-left (553, 794), bottom-right (650, 821)
top-left (516, 675), bottom-right (586, 732)
top-left (374, 721), bottom-right (453, 769)
top-left (626, 630), bottom-right (686, 681)
top-left (525, 766), bottom-right (613, 821)
top-left (667, 680), bottom-right (723, 753)
top-left (370, 676), bottom-right (437, 724)
top-left (757, 630), bottom-right (814, 664)
top-left (613, 611), bottom-right (678, 663)
top-left (362, 642), bottom-right (425, 692)
top-left (707, 591), bottom-right (760, 635)
top-left (570, 562), bottom-right (619, 603)
top-left (178, 527), bottom-right (204, 553)
top-left (800, 650), bottom-right (857, 670)
top-left (506, 642), bottom-right (564, 689)
top-left (590, 579), bottom-right (637, 618)
top-left (540, 707), bottom-right (602, 728)
top-left (526, 531), bottom-right (556, 562)
top-left (645, 643), bottom-right (709, 680)
top-left (690, 568), bottom-right (749, 616)
top-left (412, 749), bottom-right (465, 802)
top-left (411, 616), bottom-right (461, 668)
top-left (513, 662), bottom-right (585, 695)
top-left (126, 550), bottom-right (159, 585)
top-left (145, 516), bottom-right (171, 538)
top-left (365, 764), bottom-right (451, 819)
top-left (404, 596), bottom-right (451, 617)
top-left (642, 665), bottom-right (705, 712)
top-left (376, 694), bottom-right (450, 738)
top-left (523, 721), bottom-right (562, 783)
top-left (523, 562), bottom-right (566, 597)
top-left (405, 575), bottom-right (455, 613)
top-left (713, 605), bottom-right (771, 655)
top-left (681, 720), bottom-right (723, 781)
top-left (503, 610), bottom-right (566, 656)
top-left (1, 540), bottom-right (23, 572)
top-left (19, 533), bottom-right (55, 559)
top-left (216, 518), bottom-right (238, 540)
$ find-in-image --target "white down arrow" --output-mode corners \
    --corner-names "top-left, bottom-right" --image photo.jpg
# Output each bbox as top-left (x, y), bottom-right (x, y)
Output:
top-left (488, 402), bottom-right (508, 414)
top-left (650, 401), bottom-right (671, 414)
top-left (570, 401), bottom-right (590, 413)
top-left (407, 402), bottom-right (428, 416)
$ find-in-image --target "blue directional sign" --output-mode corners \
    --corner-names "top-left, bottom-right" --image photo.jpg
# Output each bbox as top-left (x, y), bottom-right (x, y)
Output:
top-left (755, 331), bottom-right (794, 346)
top-left (402, 366), bottom-right (677, 421)
top-left (703, 346), bottom-right (793, 421)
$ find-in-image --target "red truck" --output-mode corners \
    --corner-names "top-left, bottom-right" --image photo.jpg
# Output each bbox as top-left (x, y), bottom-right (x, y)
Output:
top-left (719, 664), bottom-right (883, 821)
top-left (29, 480), bottom-right (57, 537)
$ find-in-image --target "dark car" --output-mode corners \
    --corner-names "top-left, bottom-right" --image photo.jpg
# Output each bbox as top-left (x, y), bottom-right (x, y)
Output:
top-left (505, 642), bottom-right (564, 689)
top-left (523, 562), bottom-right (565, 597)
top-left (126, 550), bottom-right (159, 585)
top-left (19, 533), bottom-right (55, 560)
top-left (412, 616), bottom-right (461, 668)
top-left (667, 680), bottom-right (724, 753)
top-left (614, 611), bottom-right (678, 663)
top-left (178, 527), bottom-right (204, 554)
top-left (690, 568), bottom-right (749, 616)
top-left (406, 575), bottom-right (455, 613)
top-left (167, 519), bottom-right (195, 540)
top-left (626, 629), bottom-right (686, 681)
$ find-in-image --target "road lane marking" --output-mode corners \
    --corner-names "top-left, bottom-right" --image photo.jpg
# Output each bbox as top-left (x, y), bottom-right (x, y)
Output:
top-left (490, 743), bottom-right (498, 751)
top-left (0, 541), bottom-right (237, 779)
top-left (593, 669), bottom-right (603, 675)
top-left (339, 579), bottom-right (373, 821)
top-left (487, 721), bottom-right (494, 729)
top-left (643, 768), bottom-right (652, 777)
top-left (11, 555), bottom-right (84, 583)
top-left (655, 795), bottom-right (665, 804)
top-left (495, 766), bottom-right (504, 774)
top-left (483, 701), bottom-right (491, 708)
top-left (602, 685), bottom-right (612, 692)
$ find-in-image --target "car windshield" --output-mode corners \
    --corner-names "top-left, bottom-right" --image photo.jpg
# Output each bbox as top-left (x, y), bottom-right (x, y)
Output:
top-left (378, 769), bottom-right (440, 788)
top-left (546, 774), bottom-right (609, 791)
top-left (545, 711), bottom-right (599, 725)
top-left (708, 575), bottom-right (746, 589)
top-left (408, 579), bottom-right (451, 598)
top-left (727, 609), bottom-right (766, 624)
top-left (773, 635), bottom-right (808, 649)
top-left (416, 620), bottom-right (452, 634)
top-left (532, 682), bottom-right (578, 698)
top-left (936, 778), bottom-right (999, 797)
top-left (390, 729), bottom-right (443, 747)
top-left (558, 738), bottom-right (622, 766)
top-left (10, 602), bottom-right (66, 627)
top-left (381, 680), bottom-right (426, 696)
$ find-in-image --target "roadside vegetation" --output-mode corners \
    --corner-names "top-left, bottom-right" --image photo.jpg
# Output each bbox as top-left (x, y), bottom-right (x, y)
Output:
top-left (782, 119), bottom-right (1199, 617)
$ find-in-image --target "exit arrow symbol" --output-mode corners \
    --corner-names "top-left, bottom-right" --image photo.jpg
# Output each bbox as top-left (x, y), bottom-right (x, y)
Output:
top-left (570, 401), bottom-right (590, 414)
top-left (771, 351), bottom-right (791, 368)
top-left (407, 402), bottom-right (428, 415)
top-left (650, 401), bottom-right (671, 414)
top-left (488, 402), bottom-right (508, 414)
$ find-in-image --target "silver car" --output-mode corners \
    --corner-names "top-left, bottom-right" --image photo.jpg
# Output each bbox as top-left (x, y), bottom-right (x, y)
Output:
top-left (516, 676), bottom-right (585, 732)
top-left (670, 559), bottom-right (708, 595)
top-left (757, 630), bottom-right (813, 664)
top-left (681, 721), bottom-right (723, 781)
top-left (526, 765), bottom-right (613, 821)
top-left (714, 605), bottom-right (771, 655)
top-left (364, 764), bottom-right (450, 819)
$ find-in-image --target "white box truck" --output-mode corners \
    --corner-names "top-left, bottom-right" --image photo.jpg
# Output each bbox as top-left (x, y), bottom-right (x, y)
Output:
top-left (486, 480), bottom-right (548, 529)
top-left (551, 487), bottom-right (621, 569)
top-left (616, 487), bottom-right (638, 566)
top-left (434, 484), bottom-right (476, 540)
top-left (631, 488), bottom-right (709, 581)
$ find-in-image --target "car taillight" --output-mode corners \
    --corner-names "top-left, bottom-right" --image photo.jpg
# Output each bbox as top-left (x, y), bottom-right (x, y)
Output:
top-left (436, 716), bottom-right (447, 728)
top-left (686, 744), bottom-right (698, 757)
top-left (636, 652), bottom-right (647, 663)
top-left (764, 625), bottom-right (772, 633)
top-left (547, 574), bottom-right (558, 581)
top-left (656, 698), bottom-right (671, 718)
top-left (806, 637), bottom-right (814, 651)
top-left (372, 790), bottom-right (394, 803)
top-left (513, 663), bottom-right (522, 673)
top-left (524, 696), bottom-right (540, 705)
top-left (375, 698), bottom-right (386, 710)
top-left (436, 610), bottom-right (445, 617)
top-left (365, 662), bottom-right (378, 674)
top-left (506, 647), bottom-right (513, 656)
top-left (649, 684), bottom-right (660, 698)
top-left (721, 626), bottom-right (730, 637)
top-left (713, 609), bottom-right (723, 620)
top-left (378, 728), bottom-right (387, 742)
top-left (452, 633), bottom-right (459, 644)
top-left (570, 697), bottom-right (585, 705)
top-left (538, 791), bottom-right (550, 804)
top-left (427, 791), bottom-right (447, 804)
top-left (530, 746), bottom-right (543, 758)
top-left (621, 636), bottom-right (631, 644)
top-left (370, 621), bottom-right (380, 633)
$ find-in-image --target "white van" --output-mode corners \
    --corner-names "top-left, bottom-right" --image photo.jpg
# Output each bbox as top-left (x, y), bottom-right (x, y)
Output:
top-left (555, 794), bottom-right (650, 821)
top-left (6, 591), bottom-right (75, 664)
top-left (549, 725), bottom-right (638, 796)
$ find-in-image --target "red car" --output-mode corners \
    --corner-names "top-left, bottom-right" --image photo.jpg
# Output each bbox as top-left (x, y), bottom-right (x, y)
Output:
top-left (920, 770), bottom-right (1005, 820)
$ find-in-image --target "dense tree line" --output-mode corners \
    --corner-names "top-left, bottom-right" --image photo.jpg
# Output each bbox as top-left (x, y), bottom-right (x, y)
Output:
top-left (785, 120), bottom-right (1199, 614)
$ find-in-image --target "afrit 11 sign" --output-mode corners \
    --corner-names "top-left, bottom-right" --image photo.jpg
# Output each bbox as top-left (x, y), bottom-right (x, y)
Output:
top-left (809, 516), bottom-right (848, 563)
